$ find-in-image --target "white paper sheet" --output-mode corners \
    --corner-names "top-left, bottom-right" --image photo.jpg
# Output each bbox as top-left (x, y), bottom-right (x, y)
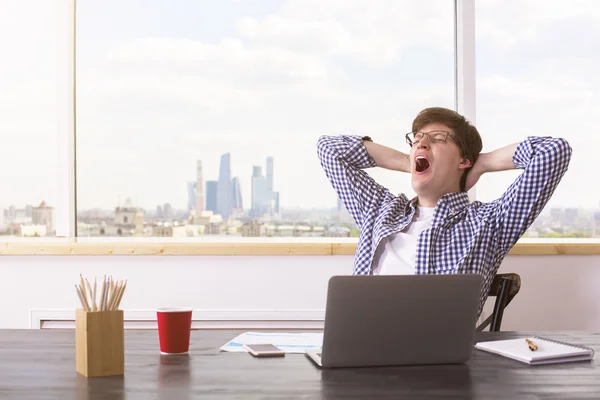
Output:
top-left (220, 331), bottom-right (323, 354)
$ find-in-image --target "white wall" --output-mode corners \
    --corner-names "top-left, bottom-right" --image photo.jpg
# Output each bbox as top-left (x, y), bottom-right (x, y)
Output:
top-left (1, 254), bottom-right (599, 330)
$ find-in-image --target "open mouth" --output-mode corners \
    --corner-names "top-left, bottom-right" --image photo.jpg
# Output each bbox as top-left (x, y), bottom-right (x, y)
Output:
top-left (415, 156), bottom-right (431, 173)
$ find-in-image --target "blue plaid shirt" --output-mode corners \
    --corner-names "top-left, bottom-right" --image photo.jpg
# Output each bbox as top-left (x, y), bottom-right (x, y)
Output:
top-left (317, 135), bottom-right (572, 317)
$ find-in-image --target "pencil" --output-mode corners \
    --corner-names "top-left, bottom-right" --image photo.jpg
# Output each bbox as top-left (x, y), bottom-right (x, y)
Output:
top-left (92, 277), bottom-right (97, 311)
top-left (115, 280), bottom-right (127, 309)
top-left (75, 285), bottom-right (87, 311)
top-left (79, 275), bottom-right (87, 304)
top-left (79, 284), bottom-right (91, 312)
top-left (84, 278), bottom-right (93, 311)
top-left (101, 276), bottom-right (108, 311)
top-left (107, 281), bottom-right (118, 311)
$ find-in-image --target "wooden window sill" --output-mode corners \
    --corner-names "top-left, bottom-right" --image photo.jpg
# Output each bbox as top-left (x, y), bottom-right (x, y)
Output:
top-left (1, 239), bottom-right (599, 255)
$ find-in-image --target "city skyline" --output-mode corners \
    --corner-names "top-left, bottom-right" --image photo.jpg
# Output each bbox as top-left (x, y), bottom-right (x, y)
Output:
top-left (2, 1), bottom-right (599, 212)
top-left (3, 197), bottom-right (600, 240)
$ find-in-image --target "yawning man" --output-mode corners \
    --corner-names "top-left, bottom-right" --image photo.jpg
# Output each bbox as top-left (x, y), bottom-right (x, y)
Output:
top-left (317, 107), bottom-right (572, 318)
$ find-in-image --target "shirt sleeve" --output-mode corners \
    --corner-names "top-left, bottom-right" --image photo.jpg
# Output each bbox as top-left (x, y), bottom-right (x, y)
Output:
top-left (317, 134), bottom-right (395, 227)
top-left (493, 136), bottom-right (572, 254)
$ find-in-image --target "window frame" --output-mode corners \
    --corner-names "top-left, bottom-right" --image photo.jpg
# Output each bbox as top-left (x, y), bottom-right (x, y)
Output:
top-left (3, 0), bottom-right (596, 256)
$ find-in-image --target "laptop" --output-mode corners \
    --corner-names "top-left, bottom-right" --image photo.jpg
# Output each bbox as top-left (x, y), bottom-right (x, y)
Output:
top-left (305, 274), bottom-right (483, 368)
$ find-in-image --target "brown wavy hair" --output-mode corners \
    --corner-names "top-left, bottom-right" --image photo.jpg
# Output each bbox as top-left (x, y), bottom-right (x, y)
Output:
top-left (412, 107), bottom-right (483, 192)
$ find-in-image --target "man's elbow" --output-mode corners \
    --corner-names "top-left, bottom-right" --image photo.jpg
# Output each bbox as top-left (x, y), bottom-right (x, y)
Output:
top-left (317, 135), bottom-right (333, 149)
top-left (544, 137), bottom-right (573, 176)
top-left (551, 137), bottom-right (573, 162)
top-left (557, 137), bottom-right (573, 156)
top-left (317, 135), bottom-right (335, 163)
top-left (317, 135), bottom-right (338, 156)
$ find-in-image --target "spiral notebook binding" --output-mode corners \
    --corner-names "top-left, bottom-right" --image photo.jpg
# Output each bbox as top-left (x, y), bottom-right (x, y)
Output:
top-left (533, 336), bottom-right (595, 357)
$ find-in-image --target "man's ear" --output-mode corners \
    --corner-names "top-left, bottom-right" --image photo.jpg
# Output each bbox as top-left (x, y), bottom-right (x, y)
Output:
top-left (458, 158), bottom-right (472, 170)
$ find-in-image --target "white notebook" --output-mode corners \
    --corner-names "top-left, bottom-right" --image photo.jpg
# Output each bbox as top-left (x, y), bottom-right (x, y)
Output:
top-left (475, 337), bottom-right (595, 365)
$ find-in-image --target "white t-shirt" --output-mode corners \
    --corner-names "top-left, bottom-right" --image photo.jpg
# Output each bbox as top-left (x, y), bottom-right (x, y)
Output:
top-left (372, 206), bottom-right (435, 275)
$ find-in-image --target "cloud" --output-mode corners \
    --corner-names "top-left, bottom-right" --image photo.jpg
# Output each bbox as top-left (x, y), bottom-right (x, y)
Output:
top-left (236, 0), bottom-right (454, 67)
top-left (477, 0), bottom-right (600, 52)
top-left (105, 37), bottom-right (334, 86)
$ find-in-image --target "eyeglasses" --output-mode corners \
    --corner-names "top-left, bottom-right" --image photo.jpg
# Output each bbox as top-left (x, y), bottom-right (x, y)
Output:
top-left (405, 130), bottom-right (458, 147)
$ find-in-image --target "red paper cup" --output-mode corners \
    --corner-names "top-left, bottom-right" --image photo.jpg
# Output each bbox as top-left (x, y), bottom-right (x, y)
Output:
top-left (157, 307), bottom-right (193, 355)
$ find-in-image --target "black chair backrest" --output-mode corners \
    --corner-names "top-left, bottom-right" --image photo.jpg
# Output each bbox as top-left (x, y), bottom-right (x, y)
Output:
top-left (476, 273), bottom-right (521, 332)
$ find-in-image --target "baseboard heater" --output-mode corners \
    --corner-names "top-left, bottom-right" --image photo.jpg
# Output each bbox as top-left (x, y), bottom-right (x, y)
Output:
top-left (30, 309), bottom-right (326, 330)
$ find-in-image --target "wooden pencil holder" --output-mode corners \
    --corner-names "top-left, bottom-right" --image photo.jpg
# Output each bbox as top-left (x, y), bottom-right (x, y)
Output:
top-left (75, 308), bottom-right (125, 378)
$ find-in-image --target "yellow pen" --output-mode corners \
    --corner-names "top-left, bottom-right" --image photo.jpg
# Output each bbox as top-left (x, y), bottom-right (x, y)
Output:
top-left (526, 338), bottom-right (538, 351)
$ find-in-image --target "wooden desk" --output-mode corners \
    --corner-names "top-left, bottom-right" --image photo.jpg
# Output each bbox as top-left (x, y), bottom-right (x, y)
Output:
top-left (1, 330), bottom-right (599, 399)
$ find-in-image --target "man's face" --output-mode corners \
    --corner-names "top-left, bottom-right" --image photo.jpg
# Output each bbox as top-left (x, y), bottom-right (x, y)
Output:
top-left (408, 123), bottom-right (471, 201)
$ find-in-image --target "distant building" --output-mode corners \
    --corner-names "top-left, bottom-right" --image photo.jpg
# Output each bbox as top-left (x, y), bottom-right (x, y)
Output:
top-left (7, 205), bottom-right (16, 221)
top-left (192, 210), bottom-right (223, 226)
top-left (113, 198), bottom-right (138, 236)
top-left (266, 156), bottom-right (274, 196)
top-left (187, 181), bottom-right (196, 211)
top-left (564, 208), bottom-right (578, 226)
top-left (32, 201), bottom-right (55, 235)
top-left (326, 226), bottom-right (351, 237)
top-left (273, 191), bottom-right (280, 214)
top-left (251, 166), bottom-right (269, 217)
top-left (242, 221), bottom-right (266, 237)
top-left (250, 157), bottom-right (278, 216)
top-left (19, 224), bottom-right (47, 237)
top-left (195, 160), bottom-right (204, 213)
top-left (152, 222), bottom-right (174, 237)
top-left (163, 203), bottom-right (173, 220)
top-left (231, 177), bottom-right (243, 215)
top-left (205, 223), bottom-right (226, 235)
top-left (206, 181), bottom-right (218, 214)
top-left (135, 210), bottom-right (145, 236)
top-left (217, 153), bottom-right (232, 219)
top-left (550, 208), bottom-right (562, 224)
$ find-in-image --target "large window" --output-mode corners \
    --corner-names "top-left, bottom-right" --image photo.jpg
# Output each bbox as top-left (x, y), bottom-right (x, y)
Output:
top-left (75, 0), bottom-right (455, 239)
top-left (0, 0), bottom-right (61, 238)
top-left (476, 0), bottom-right (600, 239)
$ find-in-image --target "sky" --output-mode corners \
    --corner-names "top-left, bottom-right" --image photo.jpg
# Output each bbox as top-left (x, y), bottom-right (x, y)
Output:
top-left (1, 0), bottom-right (599, 212)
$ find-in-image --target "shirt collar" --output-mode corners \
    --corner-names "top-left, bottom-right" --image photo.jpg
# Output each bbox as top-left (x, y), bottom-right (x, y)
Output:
top-left (408, 192), bottom-right (470, 211)
top-left (407, 192), bottom-right (470, 226)
top-left (437, 192), bottom-right (470, 213)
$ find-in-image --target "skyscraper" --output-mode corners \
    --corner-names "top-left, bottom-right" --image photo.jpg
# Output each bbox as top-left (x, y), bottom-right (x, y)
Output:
top-left (163, 203), bottom-right (173, 220)
top-left (273, 191), bottom-right (280, 215)
top-left (187, 181), bottom-right (196, 211)
top-left (265, 157), bottom-right (278, 215)
top-left (195, 160), bottom-right (204, 213)
top-left (206, 181), bottom-right (218, 214)
top-left (217, 153), bottom-right (232, 219)
top-left (251, 166), bottom-right (268, 217)
top-left (266, 156), bottom-right (274, 197)
top-left (231, 177), bottom-right (243, 213)
top-left (251, 166), bottom-right (261, 213)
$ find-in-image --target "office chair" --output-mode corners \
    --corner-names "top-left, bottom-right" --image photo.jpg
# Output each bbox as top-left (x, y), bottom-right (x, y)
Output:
top-left (476, 273), bottom-right (521, 332)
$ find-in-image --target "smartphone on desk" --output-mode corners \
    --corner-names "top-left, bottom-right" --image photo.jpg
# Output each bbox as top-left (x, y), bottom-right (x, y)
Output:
top-left (243, 344), bottom-right (285, 358)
